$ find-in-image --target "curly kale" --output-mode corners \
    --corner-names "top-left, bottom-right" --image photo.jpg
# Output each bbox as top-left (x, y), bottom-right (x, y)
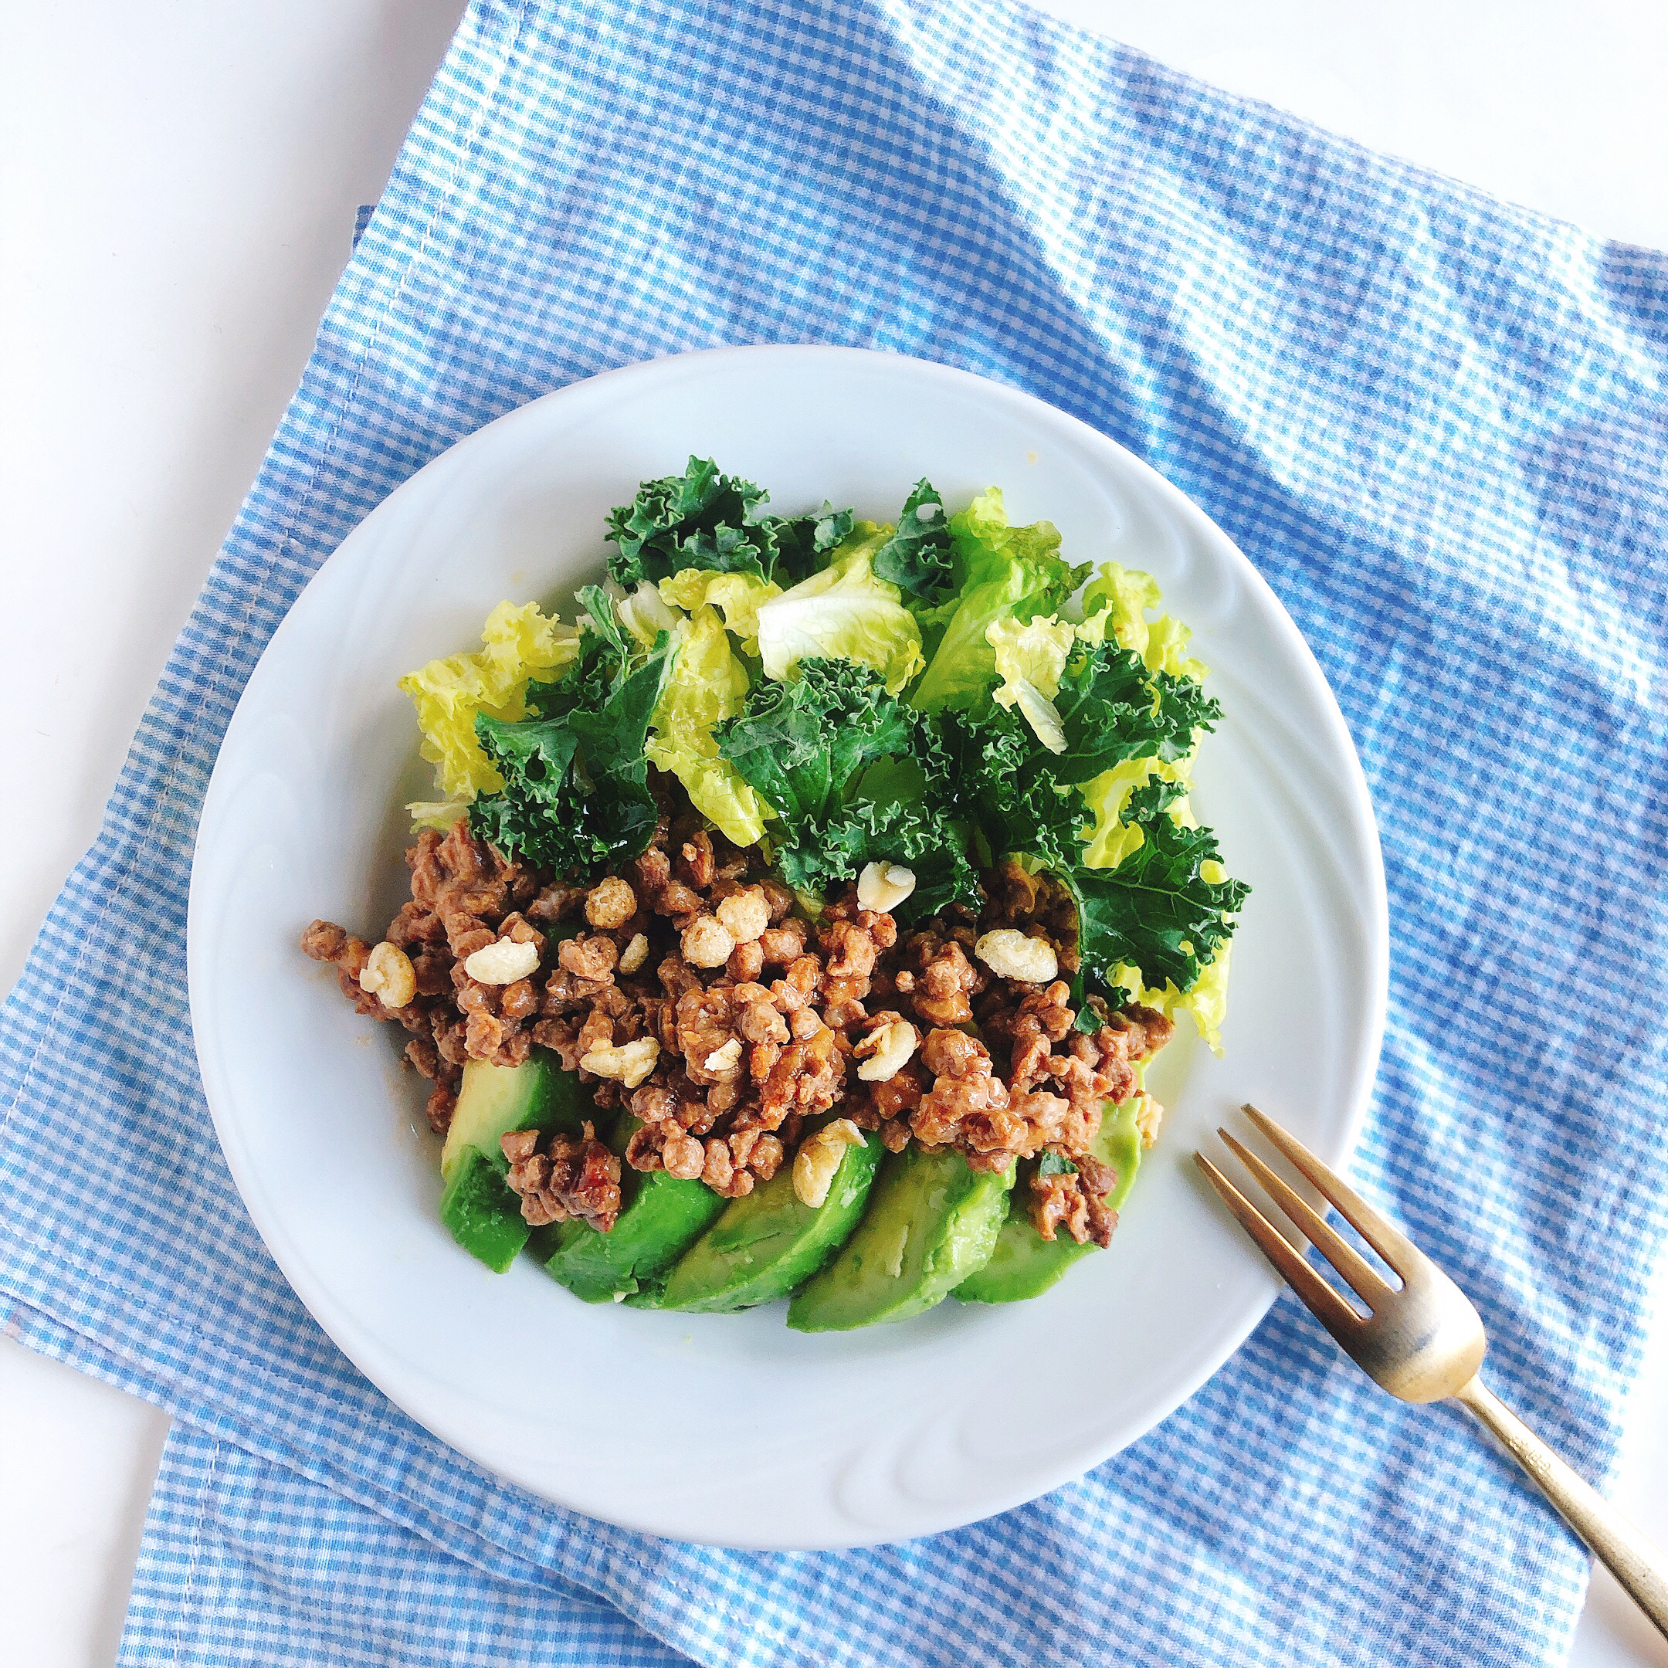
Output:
top-left (605, 456), bottom-right (852, 589)
top-left (1061, 779), bottom-right (1250, 1015)
top-left (1048, 640), bottom-right (1222, 782)
top-left (872, 479), bottom-right (956, 606)
top-left (914, 699), bottom-right (1090, 873)
top-left (469, 594), bottom-right (676, 879)
top-left (715, 657), bottom-right (976, 908)
top-left (766, 504), bottom-right (855, 587)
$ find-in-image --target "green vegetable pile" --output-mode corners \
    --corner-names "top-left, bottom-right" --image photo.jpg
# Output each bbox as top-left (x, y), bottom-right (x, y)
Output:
top-left (405, 459), bottom-right (1247, 1042)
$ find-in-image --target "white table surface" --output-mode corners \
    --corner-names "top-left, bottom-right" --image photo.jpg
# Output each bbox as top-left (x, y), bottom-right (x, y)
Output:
top-left (2, 2), bottom-right (1665, 1662)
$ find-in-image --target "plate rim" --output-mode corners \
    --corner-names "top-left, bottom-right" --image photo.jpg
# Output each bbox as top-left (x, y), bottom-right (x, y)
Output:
top-left (188, 342), bottom-right (1390, 1548)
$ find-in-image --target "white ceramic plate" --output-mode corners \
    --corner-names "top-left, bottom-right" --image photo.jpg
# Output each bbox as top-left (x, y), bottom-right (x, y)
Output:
top-left (189, 345), bottom-right (1387, 1549)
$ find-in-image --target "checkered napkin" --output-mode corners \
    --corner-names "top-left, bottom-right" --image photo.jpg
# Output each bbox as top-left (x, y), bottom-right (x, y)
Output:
top-left (4, 1), bottom-right (1666, 1662)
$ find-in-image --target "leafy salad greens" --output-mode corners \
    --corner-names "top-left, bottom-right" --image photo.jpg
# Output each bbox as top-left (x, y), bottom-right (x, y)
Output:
top-left (400, 460), bottom-right (1248, 1046)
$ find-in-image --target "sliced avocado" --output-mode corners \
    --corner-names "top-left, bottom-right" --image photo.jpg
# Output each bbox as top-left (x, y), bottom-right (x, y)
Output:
top-left (786, 1146), bottom-right (1014, 1332)
top-left (536, 1115), bottom-right (728, 1303)
top-left (437, 1052), bottom-right (597, 1273)
top-left (953, 1094), bottom-right (1143, 1304)
top-left (655, 1122), bottom-right (885, 1313)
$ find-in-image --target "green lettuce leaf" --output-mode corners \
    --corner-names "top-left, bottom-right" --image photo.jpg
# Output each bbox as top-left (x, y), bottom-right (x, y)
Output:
top-left (987, 613), bottom-right (1078, 751)
top-left (398, 600), bottom-right (580, 805)
top-left (1080, 560), bottom-right (1209, 679)
top-left (657, 567), bottom-right (780, 655)
top-left (645, 605), bottom-right (767, 847)
top-left (910, 488), bottom-right (1086, 711)
top-left (754, 527), bottom-right (925, 695)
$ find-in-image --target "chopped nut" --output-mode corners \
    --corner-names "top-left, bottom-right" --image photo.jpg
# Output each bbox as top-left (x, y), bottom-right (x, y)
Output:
top-left (1135, 1090), bottom-right (1165, 1149)
top-left (579, 1036), bottom-right (661, 1087)
top-left (974, 928), bottom-right (1058, 984)
top-left (703, 1037), bottom-right (744, 1074)
top-left (714, 887), bottom-right (771, 944)
top-left (854, 1018), bottom-right (919, 1082)
top-left (585, 875), bottom-right (637, 930)
top-left (359, 941), bottom-right (416, 1009)
top-left (857, 861), bottom-right (916, 913)
top-left (792, 1117), bottom-right (866, 1208)
top-left (681, 914), bottom-right (736, 969)
top-left (618, 932), bottom-right (649, 974)
top-left (463, 936), bottom-right (542, 985)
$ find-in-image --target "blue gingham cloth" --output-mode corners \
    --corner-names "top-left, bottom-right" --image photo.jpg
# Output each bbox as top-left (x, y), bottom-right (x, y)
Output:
top-left (3, 2), bottom-right (1666, 1662)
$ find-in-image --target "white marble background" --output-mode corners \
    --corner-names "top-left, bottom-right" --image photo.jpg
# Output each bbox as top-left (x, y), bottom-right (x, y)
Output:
top-left (2, 2), bottom-right (1664, 1662)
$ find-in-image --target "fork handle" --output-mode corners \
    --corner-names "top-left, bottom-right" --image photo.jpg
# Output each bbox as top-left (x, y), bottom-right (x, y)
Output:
top-left (1454, 1376), bottom-right (1668, 1639)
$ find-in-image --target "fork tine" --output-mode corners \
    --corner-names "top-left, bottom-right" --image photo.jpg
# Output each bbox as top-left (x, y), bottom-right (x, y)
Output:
top-left (1241, 1104), bottom-right (1420, 1278)
top-left (1193, 1153), bottom-right (1363, 1339)
top-left (1217, 1129), bottom-right (1388, 1307)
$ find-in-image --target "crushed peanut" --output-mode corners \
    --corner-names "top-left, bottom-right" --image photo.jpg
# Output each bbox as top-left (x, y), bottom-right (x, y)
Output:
top-left (703, 1037), bottom-right (744, 1074)
top-left (974, 927), bottom-right (1058, 984)
top-left (714, 887), bottom-right (770, 944)
top-left (463, 936), bottom-right (543, 985)
top-left (854, 1019), bottom-right (918, 1082)
top-left (359, 941), bottom-right (416, 1008)
top-left (857, 861), bottom-right (916, 913)
top-left (681, 914), bottom-right (736, 969)
top-left (1135, 1090), bottom-right (1165, 1149)
top-left (585, 874), bottom-right (637, 930)
top-left (792, 1117), bottom-right (866, 1208)
top-left (618, 931), bottom-right (649, 974)
top-left (579, 1036), bottom-right (661, 1087)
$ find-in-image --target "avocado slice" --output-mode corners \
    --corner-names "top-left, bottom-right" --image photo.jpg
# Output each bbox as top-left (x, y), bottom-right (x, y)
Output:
top-left (953, 1094), bottom-right (1144, 1304)
top-left (536, 1115), bottom-right (729, 1303)
top-left (653, 1122), bottom-right (885, 1313)
top-left (786, 1146), bottom-right (1015, 1332)
top-left (437, 1051), bottom-right (597, 1272)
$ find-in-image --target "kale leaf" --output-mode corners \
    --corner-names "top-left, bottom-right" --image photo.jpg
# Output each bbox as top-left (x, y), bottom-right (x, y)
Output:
top-left (1048, 642), bottom-right (1222, 784)
top-left (604, 458), bottom-right (769, 587)
top-left (765, 504), bottom-right (855, 587)
top-left (469, 597), bottom-right (677, 878)
top-left (714, 657), bottom-right (978, 906)
top-left (872, 479), bottom-right (956, 606)
top-left (915, 700), bottom-right (1089, 873)
top-left (1061, 779), bottom-right (1250, 1012)
top-left (605, 457), bottom-right (853, 589)
top-left (715, 658), bottom-right (912, 891)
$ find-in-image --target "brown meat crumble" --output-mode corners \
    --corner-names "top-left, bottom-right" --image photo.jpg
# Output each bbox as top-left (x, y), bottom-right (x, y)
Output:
top-left (304, 797), bottom-right (1172, 1248)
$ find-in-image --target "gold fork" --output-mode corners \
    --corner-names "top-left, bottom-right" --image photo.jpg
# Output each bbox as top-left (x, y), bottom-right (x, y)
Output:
top-left (1197, 1104), bottom-right (1668, 1640)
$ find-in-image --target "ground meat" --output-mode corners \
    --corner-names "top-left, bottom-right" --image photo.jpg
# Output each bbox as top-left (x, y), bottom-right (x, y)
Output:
top-left (424, 1082), bottom-right (457, 1136)
top-left (302, 919), bottom-right (378, 1009)
top-left (758, 1024), bottom-right (842, 1128)
top-left (1028, 1150), bottom-right (1117, 1248)
top-left (906, 933), bottom-right (982, 1027)
top-left (558, 934), bottom-right (618, 980)
top-left (502, 1122), bottom-right (621, 1230)
top-left (307, 785), bottom-right (1175, 1234)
